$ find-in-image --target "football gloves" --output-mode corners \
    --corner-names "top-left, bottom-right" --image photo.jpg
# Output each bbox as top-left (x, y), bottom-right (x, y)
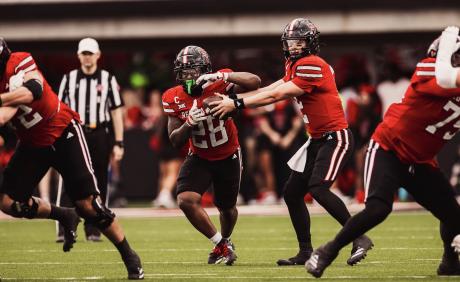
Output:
top-left (196, 71), bottom-right (229, 85)
top-left (186, 99), bottom-right (206, 127)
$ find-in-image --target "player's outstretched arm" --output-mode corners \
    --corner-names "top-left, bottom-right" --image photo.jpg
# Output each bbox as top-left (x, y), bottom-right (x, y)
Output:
top-left (0, 106), bottom-right (18, 126)
top-left (227, 72), bottom-right (261, 93)
top-left (1, 70), bottom-right (43, 107)
top-left (435, 26), bottom-right (460, 88)
top-left (235, 79), bottom-right (285, 99)
top-left (211, 81), bottom-right (303, 119)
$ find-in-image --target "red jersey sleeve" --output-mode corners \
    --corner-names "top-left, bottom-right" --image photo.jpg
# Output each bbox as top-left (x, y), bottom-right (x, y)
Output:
top-left (290, 57), bottom-right (325, 93)
top-left (12, 52), bottom-right (38, 74)
top-left (162, 88), bottom-right (180, 117)
top-left (411, 58), bottom-right (460, 97)
top-left (217, 68), bottom-right (235, 94)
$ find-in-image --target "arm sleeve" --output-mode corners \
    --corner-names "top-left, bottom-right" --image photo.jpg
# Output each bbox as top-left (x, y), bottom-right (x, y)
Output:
top-left (14, 53), bottom-right (38, 74)
top-left (108, 74), bottom-right (124, 110)
top-left (162, 89), bottom-right (180, 117)
top-left (290, 63), bottom-right (324, 93)
top-left (412, 62), bottom-right (460, 97)
top-left (58, 74), bottom-right (68, 102)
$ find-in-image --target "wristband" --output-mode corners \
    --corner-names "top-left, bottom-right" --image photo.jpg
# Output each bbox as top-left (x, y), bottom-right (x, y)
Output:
top-left (234, 98), bottom-right (246, 109)
top-left (228, 93), bottom-right (237, 100)
top-left (114, 141), bottom-right (124, 148)
top-left (0, 96), bottom-right (2, 107)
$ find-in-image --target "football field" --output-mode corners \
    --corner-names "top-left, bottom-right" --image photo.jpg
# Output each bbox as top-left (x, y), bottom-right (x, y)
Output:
top-left (0, 211), bottom-right (456, 281)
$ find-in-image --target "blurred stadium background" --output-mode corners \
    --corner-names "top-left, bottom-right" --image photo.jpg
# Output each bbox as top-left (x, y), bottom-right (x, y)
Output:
top-left (0, 0), bottom-right (459, 207)
top-left (1, 1), bottom-right (460, 281)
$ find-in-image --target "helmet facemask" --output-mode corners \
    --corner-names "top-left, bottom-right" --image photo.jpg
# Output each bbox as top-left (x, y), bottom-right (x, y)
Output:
top-left (281, 18), bottom-right (320, 61)
top-left (173, 46), bottom-right (212, 97)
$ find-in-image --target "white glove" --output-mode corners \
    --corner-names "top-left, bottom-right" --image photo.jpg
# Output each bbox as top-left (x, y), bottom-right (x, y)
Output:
top-left (452, 234), bottom-right (460, 254)
top-left (439, 26), bottom-right (460, 55)
top-left (196, 71), bottom-right (229, 85)
top-left (435, 26), bottom-right (460, 88)
top-left (8, 70), bottom-right (25, 91)
top-left (186, 99), bottom-right (206, 127)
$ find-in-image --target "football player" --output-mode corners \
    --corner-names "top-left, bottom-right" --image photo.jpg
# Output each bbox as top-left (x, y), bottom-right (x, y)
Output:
top-left (306, 26), bottom-right (460, 278)
top-left (162, 45), bottom-right (260, 265)
top-left (0, 38), bottom-right (144, 280)
top-left (211, 18), bottom-right (373, 266)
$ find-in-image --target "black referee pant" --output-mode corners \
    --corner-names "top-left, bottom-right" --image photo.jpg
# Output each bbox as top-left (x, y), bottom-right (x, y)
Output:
top-left (57, 125), bottom-right (113, 238)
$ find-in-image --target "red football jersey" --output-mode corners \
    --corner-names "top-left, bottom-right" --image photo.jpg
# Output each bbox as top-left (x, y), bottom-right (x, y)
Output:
top-left (162, 69), bottom-right (239, 161)
top-left (283, 55), bottom-right (348, 138)
top-left (0, 52), bottom-right (79, 147)
top-left (372, 57), bottom-right (460, 166)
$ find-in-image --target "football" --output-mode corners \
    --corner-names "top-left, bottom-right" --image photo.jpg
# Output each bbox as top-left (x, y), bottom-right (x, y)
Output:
top-left (202, 95), bottom-right (223, 114)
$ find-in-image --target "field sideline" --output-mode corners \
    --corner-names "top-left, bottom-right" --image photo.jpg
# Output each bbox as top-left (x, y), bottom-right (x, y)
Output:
top-left (0, 209), bottom-right (457, 281)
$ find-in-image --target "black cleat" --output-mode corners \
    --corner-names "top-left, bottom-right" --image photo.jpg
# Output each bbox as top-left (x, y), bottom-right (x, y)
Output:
top-left (277, 248), bottom-right (313, 266)
top-left (305, 242), bottom-right (339, 278)
top-left (124, 251), bottom-right (145, 280)
top-left (60, 210), bottom-right (80, 252)
top-left (347, 235), bottom-right (373, 266)
top-left (208, 239), bottom-right (237, 265)
top-left (437, 258), bottom-right (460, 276)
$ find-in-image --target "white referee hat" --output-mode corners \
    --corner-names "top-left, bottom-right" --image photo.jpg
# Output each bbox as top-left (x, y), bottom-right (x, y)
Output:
top-left (77, 38), bottom-right (100, 54)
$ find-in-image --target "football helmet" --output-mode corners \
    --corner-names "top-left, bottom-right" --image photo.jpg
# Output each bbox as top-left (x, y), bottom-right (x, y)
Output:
top-left (174, 45), bottom-right (212, 96)
top-left (281, 18), bottom-right (320, 61)
top-left (427, 35), bottom-right (460, 67)
top-left (0, 37), bottom-right (12, 78)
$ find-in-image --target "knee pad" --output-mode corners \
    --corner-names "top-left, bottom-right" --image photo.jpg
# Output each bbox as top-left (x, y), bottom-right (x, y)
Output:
top-left (77, 197), bottom-right (115, 230)
top-left (10, 198), bottom-right (39, 219)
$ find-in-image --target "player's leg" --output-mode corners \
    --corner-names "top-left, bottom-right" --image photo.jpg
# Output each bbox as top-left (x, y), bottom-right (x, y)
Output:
top-left (277, 141), bottom-right (317, 266)
top-left (306, 143), bottom-right (404, 278)
top-left (83, 129), bottom-right (111, 241)
top-left (308, 129), bottom-right (372, 264)
top-left (211, 149), bottom-right (243, 265)
top-left (0, 144), bottom-right (80, 252)
top-left (406, 165), bottom-right (460, 275)
top-left (175, 154), bottom-right (224, 264)
top-left (54, 120), bottom-right (143, 279)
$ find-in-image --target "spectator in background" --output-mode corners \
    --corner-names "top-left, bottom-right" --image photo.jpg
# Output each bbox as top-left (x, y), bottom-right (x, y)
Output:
top-left (144, 89), bottom-right (183, 208)
top-left (57, 38), bottom-right (125, 242)
top-left (376, 56), bottom-right (410, 116)
top-left (254, 100), bottom-right (306, 204)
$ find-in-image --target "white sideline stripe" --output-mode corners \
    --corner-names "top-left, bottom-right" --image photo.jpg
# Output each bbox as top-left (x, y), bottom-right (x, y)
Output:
top-left (0, 276), bottom-right (432, 280)
top-left (0, 256), bottom-right (442, 265)
top-left (0, 246), bottom-right (441, 254)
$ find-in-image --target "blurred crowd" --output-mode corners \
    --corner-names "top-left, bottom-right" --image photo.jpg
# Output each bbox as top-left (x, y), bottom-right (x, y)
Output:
top-left (0, 44), bottom-right (459, 208)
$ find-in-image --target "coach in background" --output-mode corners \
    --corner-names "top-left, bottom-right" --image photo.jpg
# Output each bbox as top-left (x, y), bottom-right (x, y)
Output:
top-left (57, 38), bottom-right (124, 241)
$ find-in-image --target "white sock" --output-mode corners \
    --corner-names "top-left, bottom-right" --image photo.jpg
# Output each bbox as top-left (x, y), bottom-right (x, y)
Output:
top-left (210, 232), bottom-right (223, 245)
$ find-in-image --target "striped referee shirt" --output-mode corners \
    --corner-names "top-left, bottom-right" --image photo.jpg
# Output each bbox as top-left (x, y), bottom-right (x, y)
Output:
top-left (58, 68), bottom-right (123, 129)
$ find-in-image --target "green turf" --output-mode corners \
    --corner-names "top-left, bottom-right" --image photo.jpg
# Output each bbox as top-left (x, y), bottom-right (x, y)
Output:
top-left (0, 211), bottom-right (456, 281)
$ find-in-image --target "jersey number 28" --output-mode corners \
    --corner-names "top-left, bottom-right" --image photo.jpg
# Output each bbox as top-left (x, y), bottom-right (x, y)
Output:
top-left (192, 116), bottom-right (228, 148)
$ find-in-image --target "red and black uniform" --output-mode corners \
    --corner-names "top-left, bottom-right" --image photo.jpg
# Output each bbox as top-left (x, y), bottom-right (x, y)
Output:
top-left (365, 57), bottom-right (460, 204)
top-left (282, 55), bottom-right (355, 247)
top-left (162, 69), bottom-right (242, 208)
top-left (331, 57), bottom-right (460, 255)
top-left (0, 52), bottom-right (99, 202)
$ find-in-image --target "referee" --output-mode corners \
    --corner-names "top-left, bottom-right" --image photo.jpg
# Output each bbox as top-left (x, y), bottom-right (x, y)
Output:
top-left (57, 37), bottom-right (124, 241)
